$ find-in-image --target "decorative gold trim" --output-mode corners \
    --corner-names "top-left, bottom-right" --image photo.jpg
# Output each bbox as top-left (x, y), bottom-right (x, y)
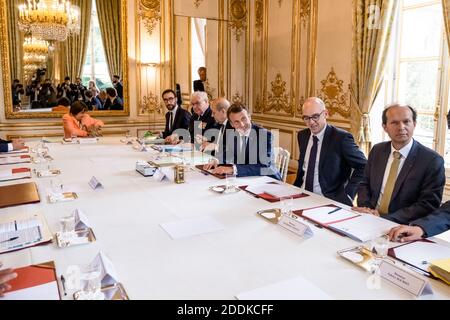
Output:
top-left (232, 92), bottom-right (243, 104)
top-left (139, 0), bottom-right (161, 36)
top-left (318, 68), bottom-right (351, 117)
top-left (255, 0), bottom-right (263, 37)
top-left (266, 73), bottom-right (291, 114)
top-left (300, 0), bottom-right (311, 27)
top-left (252, 114), bottom-right (351, 126)
top-left (229, 0), bottom-right (247, 42)
top-left (139, 92), bottom-right (162, 114)
top-left (0, 0), bottom-right (130, 119)
top-left (278, 0), bottom-right (283, 8)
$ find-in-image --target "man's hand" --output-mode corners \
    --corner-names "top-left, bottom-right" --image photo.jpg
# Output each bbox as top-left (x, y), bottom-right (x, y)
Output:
top-left (11, 139), bottom-right (25, 150)
top-left (212, 166), bottom-right (233, 176)
top-left (0, 264), bottom-right (17, 298)
top-left (203, 159), bottom-right (219, 171)
top-left (352, 207), bottom-right (380, 217)
top-left (200, 142), bottom-right (217, 152)
top-left (388, 225), bottom-right (424, 243)
top-left (165, 134), bottom-right (179, 145)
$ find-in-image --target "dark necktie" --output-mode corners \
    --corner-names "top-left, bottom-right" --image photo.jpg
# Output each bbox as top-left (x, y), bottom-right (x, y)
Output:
top-left (168, 112), bottom-right (173, 131)
top-left (240, 136), bottom-right (248, 163)
top-left (305, 136), bottom-right (319, 192)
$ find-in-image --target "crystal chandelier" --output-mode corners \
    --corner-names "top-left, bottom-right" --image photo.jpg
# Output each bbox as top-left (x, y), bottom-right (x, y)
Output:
top-left (23, 37), bottom-right (49, 55)
top-left (23, 52), bottom-right (47, 65)
top-left (18, 0), bottom-right (80, 42)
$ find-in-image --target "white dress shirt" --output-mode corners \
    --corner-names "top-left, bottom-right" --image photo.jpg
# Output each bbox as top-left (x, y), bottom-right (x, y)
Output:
top-left (376, 139), bottom-right (414, 208)
top-left (301, 126), bottom-right (327, 195)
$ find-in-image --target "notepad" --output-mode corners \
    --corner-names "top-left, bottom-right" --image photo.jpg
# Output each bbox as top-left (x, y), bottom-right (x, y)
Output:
top-left (0, 155), bottom-right (31, 165)
top-left (429, 259), bottom-right (450, 285)
top-left (0, 168), bottom-right (31, 182)
top-left (160, 216), bottom-right (225, 240)
top-left (236, 275), bottom-right (332, 300)
top-left (3, 261), bottom-right (60, 300)
top-left (301, 205), bottom-right (360, 225)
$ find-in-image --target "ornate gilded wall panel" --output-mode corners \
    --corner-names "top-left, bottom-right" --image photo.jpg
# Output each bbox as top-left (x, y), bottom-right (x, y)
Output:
top-left (139, 0), bottom-right (161, 35)
top-left (229, 0), bottom-right (247, 42)
top-left (317, 68), bottom-right (350, 117)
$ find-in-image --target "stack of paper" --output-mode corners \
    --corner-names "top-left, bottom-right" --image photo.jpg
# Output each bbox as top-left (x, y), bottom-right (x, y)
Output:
top-left (301, 206), bottom-right (360, 225)
top-left (0, 168), bottom-right (31, 182)
top-left (429, 259), bottom-right (450, 285)
top-left (0, 155), bottom-right (31, 165)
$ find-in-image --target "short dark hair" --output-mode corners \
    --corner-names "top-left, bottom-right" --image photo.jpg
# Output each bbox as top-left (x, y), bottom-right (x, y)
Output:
top-left (70, 101), bottom-right (87, 116)
top-left (106, 87), bottom-right (117, 98)
top-left (227, 103), bottom-right (248, 119)
top-left (84, 90), bottom-right (93, 99)
top-left (58, 97), bottom-right (70, 107)
top-left (162, 89), bottom-right (176, 98)
top-left (198, 67), bottom-right (206, 73)
top-left (113, 75), bottom-right (120, 80)
top-left (382, 104), bottom-right (417, 125)
top-left (13, 79), bottom-right (20, 83)
top-left (64, 76), bottom-right (71, 81)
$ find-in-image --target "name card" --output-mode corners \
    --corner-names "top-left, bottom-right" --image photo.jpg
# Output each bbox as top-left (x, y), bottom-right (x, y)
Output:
top-left (279, 215), bottom-right (314, 238)
top-left (380, 261), bottom-right (433, 297)
top-left (90, 251), bottom-right (120, 287)
top-left (73, 209), bottom-right (92, 230)
top-left (88, 176), bottom-right (103, 190)
top-left (153, 169), bottom-right (167, 182)
top-left (78, 138), bottom-right (98, 144)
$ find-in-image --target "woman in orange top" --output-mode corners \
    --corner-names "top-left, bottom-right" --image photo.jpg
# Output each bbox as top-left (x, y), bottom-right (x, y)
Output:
top-left (63, 101), bottom-right (104, 139)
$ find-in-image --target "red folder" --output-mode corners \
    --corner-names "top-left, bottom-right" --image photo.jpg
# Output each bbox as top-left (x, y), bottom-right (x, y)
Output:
top-left (239, 184), bottom-right (309, 203)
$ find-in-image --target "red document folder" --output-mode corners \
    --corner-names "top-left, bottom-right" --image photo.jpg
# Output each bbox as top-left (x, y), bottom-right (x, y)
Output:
top-left (239, 184), bottom-right (309, 203)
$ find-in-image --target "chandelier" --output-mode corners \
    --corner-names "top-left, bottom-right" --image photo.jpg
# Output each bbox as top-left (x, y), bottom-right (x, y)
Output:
top-left (23, 37), bottom-right (49, 55)
top-left (18, 0), bottom-right (81, 42)
top-left (23, 52), bottom-right (47, 65)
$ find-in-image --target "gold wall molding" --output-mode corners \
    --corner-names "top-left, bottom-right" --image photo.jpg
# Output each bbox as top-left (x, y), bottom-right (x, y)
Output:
top-left (255, 0), bottom-right (263, 37)
top-left (232, 92), bottom-right (243, 104)
top-left (300, 0), bottom-right (311, 26)
top-left (139, 92), bottom-right (163, 114)
top-left (318, 68), bottom-right (351, 118)
top-left (229, 0), bottom-right (248, 42)
top-left (194, 0), bottom-right (204, 8)
top-left (266, 73), bottom-right (291, 114)
top-left (139, 0), bottom-right (161, 35)
top-left (278, 0), bottom-right (283, 8)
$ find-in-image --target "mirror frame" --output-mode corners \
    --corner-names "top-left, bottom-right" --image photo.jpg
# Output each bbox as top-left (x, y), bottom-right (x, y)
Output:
top-left (0, 0), bottom-right (129, 119)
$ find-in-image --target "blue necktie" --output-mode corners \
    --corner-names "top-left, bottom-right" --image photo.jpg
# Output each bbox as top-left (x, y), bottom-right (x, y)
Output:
top-left (305, 136), bottom-right (319, 192)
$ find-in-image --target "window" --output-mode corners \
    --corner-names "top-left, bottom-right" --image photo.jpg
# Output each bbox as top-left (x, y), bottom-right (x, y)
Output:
top-left (191, 18), bottom-right (206, 91)
top-left (81, 0), bottom-right (112, 89)
top-left (371, 0), bottom-right (450, 167)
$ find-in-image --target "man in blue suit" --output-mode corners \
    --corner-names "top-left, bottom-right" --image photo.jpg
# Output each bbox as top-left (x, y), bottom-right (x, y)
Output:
top-left (206, 103), bottom-right (281, 180)
top-left (294, 97), bottom-right (367, 206)
top-left (0, 138), bottom-right (25, 153)
top-left (355, 104), bottom-right (445, 231)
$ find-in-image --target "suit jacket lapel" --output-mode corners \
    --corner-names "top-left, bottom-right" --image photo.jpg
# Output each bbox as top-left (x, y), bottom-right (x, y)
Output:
top-left (319, 125), bottom-right (331, 170)
top-left (391, 140), bottom-right (417, 201)
top-left (373, 143), bottom-right (391, 198)
top-left (299, 130), bottom-right (310, 169)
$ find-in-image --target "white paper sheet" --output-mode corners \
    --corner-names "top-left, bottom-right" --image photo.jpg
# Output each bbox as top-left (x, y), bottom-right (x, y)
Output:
top-left (160, 216), bottom-right (225, 240)
top-left (393, 241), bottom-right (450, 271)
top-left (262, 184), bottom-right (301, 198)
top-left (236, 275), bottom-right (332, 300)
top-left (302, 206), bottom-right (360, 225)
top-left (0, 170), bottom-right (13, 179)
top-left (330, 214), bottom-right (398, 242)
top-left (2, 281), bottom-right (59, 300)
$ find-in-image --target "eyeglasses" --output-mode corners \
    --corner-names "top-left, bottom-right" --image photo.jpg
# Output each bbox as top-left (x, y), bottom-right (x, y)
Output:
top-left (163, 97), bottom-right (175, 102)
top-left (302, 111), bottom-right (324, 122)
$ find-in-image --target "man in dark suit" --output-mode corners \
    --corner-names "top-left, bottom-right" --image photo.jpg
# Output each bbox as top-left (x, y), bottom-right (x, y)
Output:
top-left (193, 67), bottom-right (207, 92)
top-left (0, 138), bottom-right (25, 153)
top-left (388, 201), bottom-right (450, 242)
top-left (294, 97), bottom-right (367, 206)
top-left (104, 88), bottom-right (123, 110)
top-left (206, 104), bottom-right (281, 180)
top-left (113, 75), bottom-right (124, 100)
top-left (188, 91), bottom-right (216, 144)
top-left (161, 89), bottom-right (191, 144)
top-left (84, 90), bottom-right (103, 111)
top-left (355, 104), bottom-right (445, 227)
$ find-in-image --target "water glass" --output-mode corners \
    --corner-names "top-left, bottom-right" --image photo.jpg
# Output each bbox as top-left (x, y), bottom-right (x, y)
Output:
top-left (77, 265), bottom-right (105, 300)
top-left (71, 133), bottom-right (78, 143)
top-left (280, 197), bottom-right (294, 215)
top-left (59, 214), bottom-right (76, 240)
top-left (370, 235), bottom-right (390, 272)
top-left (50, 178), bottom-right (64, 194)
top-left (224, 172), bottom-right (237, 193)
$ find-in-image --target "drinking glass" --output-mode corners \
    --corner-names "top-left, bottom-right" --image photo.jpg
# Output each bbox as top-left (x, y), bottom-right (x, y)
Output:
top-left (71, 133), bottom-right (78, 143)
top-left (280, 196), bottom-right (294, 215)
top-left (50, 178), bottom-right (64, 194)
top-left (77, 265), bottom-right (105, 300)
top-left (224, 172), bottom-right (237, 193)
top-left (59, 214), bottom-right (76, 240)
top-left (371, 234), bottom-right (390, 273)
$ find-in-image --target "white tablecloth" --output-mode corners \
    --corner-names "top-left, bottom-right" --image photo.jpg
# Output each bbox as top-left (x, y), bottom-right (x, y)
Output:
top-left (1, 137), bottom-right (450, 300)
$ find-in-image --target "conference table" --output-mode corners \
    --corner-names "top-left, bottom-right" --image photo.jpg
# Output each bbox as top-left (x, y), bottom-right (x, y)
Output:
top-left (1, 137), bottom-right (450, 300)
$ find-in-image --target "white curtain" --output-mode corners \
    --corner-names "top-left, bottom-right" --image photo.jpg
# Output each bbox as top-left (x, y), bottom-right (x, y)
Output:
top-left (193, 18), bottom-right (206, 56)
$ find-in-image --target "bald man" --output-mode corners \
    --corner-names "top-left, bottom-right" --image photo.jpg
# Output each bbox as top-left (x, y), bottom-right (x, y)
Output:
top-left (294, 97), bottom-right (367, 205)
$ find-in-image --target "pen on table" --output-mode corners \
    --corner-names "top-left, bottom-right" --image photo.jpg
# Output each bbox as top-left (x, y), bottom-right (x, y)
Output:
top-left (61, 275), bottom-right (67, 296)
top-left (327, 207), bottom-right (342, 215)
top-left (0, 236), bottom-right (19, 244)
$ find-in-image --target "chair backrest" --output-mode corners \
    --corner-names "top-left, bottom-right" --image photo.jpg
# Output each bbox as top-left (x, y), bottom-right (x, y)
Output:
top-left (274, 147), bottom-right (290, 182)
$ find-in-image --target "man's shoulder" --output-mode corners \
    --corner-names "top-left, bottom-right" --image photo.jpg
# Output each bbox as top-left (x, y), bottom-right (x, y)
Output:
top-left (413, 140), bottom-right (444, 162)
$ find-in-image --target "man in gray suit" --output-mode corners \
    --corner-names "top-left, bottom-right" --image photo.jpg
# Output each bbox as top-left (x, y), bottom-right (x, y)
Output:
top-left (355, 104), bottom-right (445, 232)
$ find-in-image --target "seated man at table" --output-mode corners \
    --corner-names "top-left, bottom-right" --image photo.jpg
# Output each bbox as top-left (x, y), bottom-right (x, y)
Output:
top-left (63, 101), bottom-right (104, 139)
top-left (204, 103), bottom-right (281, 180)
top-left (0, 262), bottom-right (17, 297)
top-left (388, 201), bottom-right (450, 242)
top-left (188, 91), bottom-right (216, 145)
top-left (355, 103), bottom-right (445, 226)
top-left (161, 89), bottom-right (191, 144)
top-left (0, 138), bottom-right (26, 153)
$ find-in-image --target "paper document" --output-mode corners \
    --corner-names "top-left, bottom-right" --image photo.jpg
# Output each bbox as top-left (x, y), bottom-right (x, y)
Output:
top-left (236, 275), bottom-right (332, 300)
top-left (302, 206), bottom-right (360, 225)
top-left (160, 216), bottom-right (225, 240)
top-left (330, 214), bottom-right (398, 242)
top-left (3, 281), bottom-right (59, 300)
top-left (392, 241), bottom-right (450, 272)
top-left (0, 156), bottom-right (30, 165)
top-left (0, 218), bottom-right (43, 252)
top-left (261, 184), bottom-right (301, 198)
top-left (0, 168), bottom-right (31, 182)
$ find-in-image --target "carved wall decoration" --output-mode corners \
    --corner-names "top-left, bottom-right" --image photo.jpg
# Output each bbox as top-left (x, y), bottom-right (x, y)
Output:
top-left (296, 96), bottom-right (306, 115)
top-left (194, 0), bottom-right (204, 8)
top-left (229, 0), bottom-right (248, 42)
top-left (140, 93), bottom-right (162, 114)
top-left (232, 92), bottom-right (243, 104)
top-left (254, 95), bottom-right (263, 113)
top-left (266, 73), bottom-right (291, 114)
top-left (317, 68), bottom-right (351, 117)
top-left (139, 0), bottom-right (161, 36)
top-left (255, 0), bottom-right (263, 37)
top-left (204, 80), bottom-right (216, 101)
top-left (300, 0), bottom-right (311, 27)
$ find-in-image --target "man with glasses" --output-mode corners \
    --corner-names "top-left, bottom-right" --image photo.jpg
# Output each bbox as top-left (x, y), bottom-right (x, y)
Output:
top-left (188, 91), bottom-right (216, 144)
top-left (293, 97), bottom-right (367, 205)
top-left (161, 89), bottom-right (191, 144)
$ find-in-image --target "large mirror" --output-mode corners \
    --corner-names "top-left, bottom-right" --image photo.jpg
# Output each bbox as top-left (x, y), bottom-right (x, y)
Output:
top-left (0, 0), bottom-right (129, 119)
